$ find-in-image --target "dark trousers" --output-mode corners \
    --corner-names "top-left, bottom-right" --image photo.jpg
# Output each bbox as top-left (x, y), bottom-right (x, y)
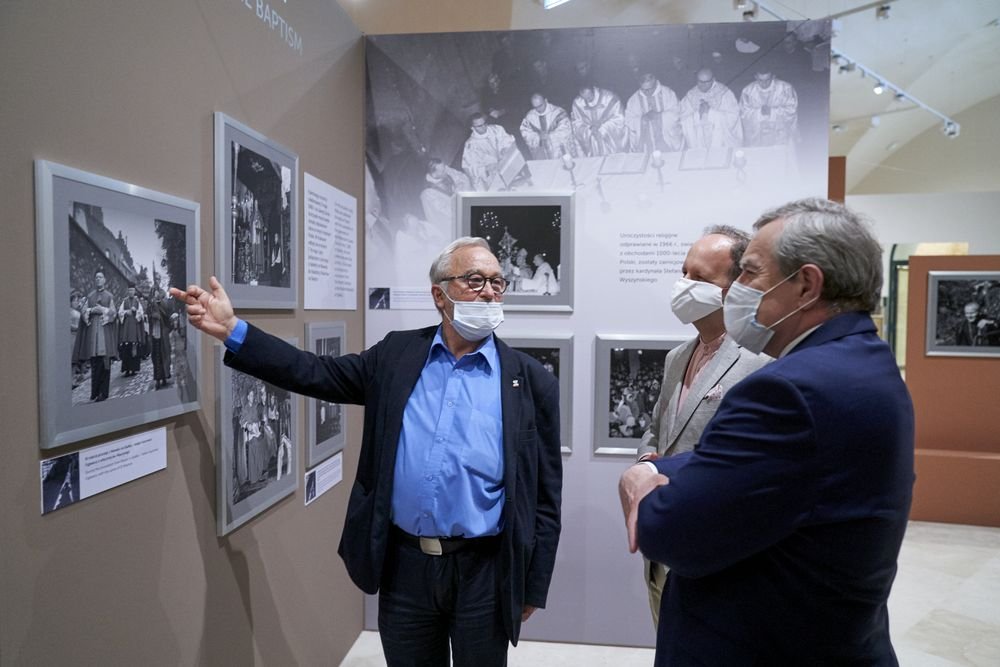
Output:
top-left (89, 357), bottom-right (111, 400)
top-left (378, 535), bottom-right (508, 667)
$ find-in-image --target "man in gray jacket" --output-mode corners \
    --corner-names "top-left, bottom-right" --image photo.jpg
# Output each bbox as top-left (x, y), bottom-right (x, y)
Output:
top-left (635, 225), bottom-right (768, 626)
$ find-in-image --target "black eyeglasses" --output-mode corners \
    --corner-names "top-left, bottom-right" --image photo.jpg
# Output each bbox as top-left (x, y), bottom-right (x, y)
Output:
top-left (440, 272), bottom-right (509, 294)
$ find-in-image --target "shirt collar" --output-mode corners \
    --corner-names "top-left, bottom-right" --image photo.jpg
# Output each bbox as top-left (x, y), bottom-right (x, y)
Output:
top-left (779, 324), bottom-right (822, 358)
top-left (429, 326), bottom-right (499, 373)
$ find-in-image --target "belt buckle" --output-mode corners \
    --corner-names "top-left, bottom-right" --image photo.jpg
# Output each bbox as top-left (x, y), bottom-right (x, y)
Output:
top-left (419, 536), bottom-right (443, 556)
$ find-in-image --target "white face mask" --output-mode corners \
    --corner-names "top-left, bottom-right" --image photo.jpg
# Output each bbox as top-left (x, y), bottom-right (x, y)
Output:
top-left (670, 277), bottom-right (724, 324)
top-left (723, 269), bottom-right (815, 355)
top-left (442, 291), bottom-right (504, 342)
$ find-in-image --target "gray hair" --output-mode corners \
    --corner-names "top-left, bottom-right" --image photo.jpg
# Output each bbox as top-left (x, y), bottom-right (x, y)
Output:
top-left (703, 224), bottom-right (751, 282)
top-left (429, 237), bottom-right (492, 283)
top-left (753, 198), bottom-right (882, 312)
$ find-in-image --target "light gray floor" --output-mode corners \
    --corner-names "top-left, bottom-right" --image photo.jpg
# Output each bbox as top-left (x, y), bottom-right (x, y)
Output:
top-left (340, 520), bottom-right (1000, 666)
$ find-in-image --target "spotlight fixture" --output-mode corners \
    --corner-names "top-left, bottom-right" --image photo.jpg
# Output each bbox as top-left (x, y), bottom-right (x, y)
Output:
top-left (733, 0), bottom-right (751, 9)
top-left (873, 82), bottom-right (885, 95)
top-left (943, 122), bottom-right (961, 138)
top-left (876, 4), bottom-right (891, 20)
top-left (838, 62), bottom-right (856, 74)
top-left (832, 124), bottom-right (846, 133)
top-left (870, 115), bottom-right (881, 128)
top-left (541, 0), bottom-right (573, 8)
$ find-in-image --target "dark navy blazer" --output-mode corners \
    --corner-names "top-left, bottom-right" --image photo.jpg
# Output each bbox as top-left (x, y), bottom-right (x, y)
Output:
top-left (638, 312), bottom-right (914, 665)
top-left (225, 324), bottom-right (562, 644)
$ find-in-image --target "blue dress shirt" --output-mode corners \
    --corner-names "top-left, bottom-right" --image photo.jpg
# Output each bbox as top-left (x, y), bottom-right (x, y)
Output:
top-left (391, 328), bottom-right (504, 538)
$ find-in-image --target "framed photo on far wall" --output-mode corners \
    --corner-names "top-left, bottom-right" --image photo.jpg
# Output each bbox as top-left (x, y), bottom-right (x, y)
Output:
top-left (214, 111), bottom-right (298, 309)
top-left (505, 334), bottom-right (573, 454)
top-left (217, 344), bottom-right (299, 536)
top-left (457, 192), bottom-right (574, 312)
top-left (926, 271), bottom-right (1000, 357)
top-left (34, 160), bottom-right (201, 449)
top-left (305, 321), bottom-right (348, 466)
top-left (593, 334), bottom-right (686, 456)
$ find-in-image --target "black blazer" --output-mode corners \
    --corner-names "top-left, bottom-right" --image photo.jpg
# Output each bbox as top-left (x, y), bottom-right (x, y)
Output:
top-left (225, 324), bottom-right (562, 643)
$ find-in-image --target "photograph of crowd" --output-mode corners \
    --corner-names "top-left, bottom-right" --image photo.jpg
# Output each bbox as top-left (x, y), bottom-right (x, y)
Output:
top-left (928, 272), bottom-right (1000, 356)
top-left (69, 202), bottom-right (192, 407)
top-left (606, 346), bottom-right (669, 440)
top-left (365, 20), bottom-right (830, 298)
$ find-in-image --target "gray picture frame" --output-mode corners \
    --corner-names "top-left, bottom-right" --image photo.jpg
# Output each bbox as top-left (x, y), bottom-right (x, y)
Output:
top-left (504, 334), bottom-right (573, 455)
top-left (457, 191), bottom-right (574, 312)
top-left (216, 343), bottom-right (299, 536)
top-left (214, 111), bottom-right (299, 309)
top-left (926, 271), bottom-right (1000, 357)
top-left (34, 160), bottom-right (201, 449)
top-left (593, 334), bottom-right (686, 456)
top-left (305, 321), bottom-right (348, 466)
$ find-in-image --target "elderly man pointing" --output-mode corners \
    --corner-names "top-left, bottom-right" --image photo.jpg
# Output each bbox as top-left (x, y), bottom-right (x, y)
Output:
top-left (172, 237), bottom-right (562, 667)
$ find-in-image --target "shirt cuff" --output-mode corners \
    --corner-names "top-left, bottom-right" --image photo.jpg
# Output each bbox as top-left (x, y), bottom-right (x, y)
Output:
top-left (224, 318), bottom-right (248, 353)
top-left (640, 461), bottom-right (659, 474)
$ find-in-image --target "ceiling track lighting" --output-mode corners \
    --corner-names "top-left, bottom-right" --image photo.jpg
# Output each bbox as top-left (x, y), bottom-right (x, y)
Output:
top-left (741, 0), bottom-right (962, 140)
top-left (876, 4), bottom-right (891, 20)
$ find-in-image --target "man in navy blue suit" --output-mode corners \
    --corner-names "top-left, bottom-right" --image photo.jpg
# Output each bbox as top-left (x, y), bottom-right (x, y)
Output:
top-left (172, 237), bottom-right (561, 667)
top-left (620, 198), bottom-right (914, 665)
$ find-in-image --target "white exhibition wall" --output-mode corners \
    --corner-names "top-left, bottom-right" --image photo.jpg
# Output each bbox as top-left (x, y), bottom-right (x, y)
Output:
top-left (363, 21), bottom-right (830, 646)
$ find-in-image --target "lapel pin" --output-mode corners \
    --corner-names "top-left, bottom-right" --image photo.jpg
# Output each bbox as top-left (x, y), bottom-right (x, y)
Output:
top-left (512, 379), bottom-right (520, 388)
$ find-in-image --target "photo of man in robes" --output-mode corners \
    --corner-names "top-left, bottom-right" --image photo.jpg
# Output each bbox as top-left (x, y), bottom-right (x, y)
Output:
top-left (679, 68), bottom-right (743, 150)
top-left (520, 93), bottom-right (577, 160)
top-left (117, 284), bottom-right (145, 377)
top-left (461, 112), bottom-right (520, 191)
top-left (77, 270), bottom-right (118, 402)
top-left (571, 85), bottom-right (628, 157)
top-left (625, 73), bottom-right (683, 154)
top-left (740, 70), bottom-right (799, 146)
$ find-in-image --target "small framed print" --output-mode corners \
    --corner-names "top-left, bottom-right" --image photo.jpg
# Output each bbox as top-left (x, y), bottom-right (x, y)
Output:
top-left (215, 112), bottom-right (299, 308)
top-left (35, 160), bottom-right (200, 449)
top-left (217, 343), bottom-right (299, 535)
top-left (926, 271), bottom-right (1000, 357)
top-left (305, 321), bottom-right (348, 466)
top-left (505, 334), bottom-right (573, 454)
top-left (457, 191), bottom-right (574, 312)
top-left (593, 334), bottom-right (685, 456)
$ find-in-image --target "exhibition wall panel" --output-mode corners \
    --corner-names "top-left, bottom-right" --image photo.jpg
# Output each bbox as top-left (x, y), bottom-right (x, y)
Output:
top-left (905, 255), bottom-right (1000, 527)
top-left (362, 21), bottom-right (831, 647)
top-left (0, 1), bottom-right (365, 664)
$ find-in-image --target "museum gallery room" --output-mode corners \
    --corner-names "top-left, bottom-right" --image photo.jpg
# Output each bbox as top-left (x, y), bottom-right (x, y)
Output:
top-left (2, 0), bottom-right (999, 665)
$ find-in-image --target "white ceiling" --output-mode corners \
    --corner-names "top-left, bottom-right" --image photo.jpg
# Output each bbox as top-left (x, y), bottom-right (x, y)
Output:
top-left (509, 0), bottom-right (1000, 190)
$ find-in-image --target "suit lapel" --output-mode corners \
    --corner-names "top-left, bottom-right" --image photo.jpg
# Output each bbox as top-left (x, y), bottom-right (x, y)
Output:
top-left (660, 339), bottom-right (697, 450)
top-left (496, 337), bottom-right (521, 508)
top-left (667, 337), bottom-right (740, 447)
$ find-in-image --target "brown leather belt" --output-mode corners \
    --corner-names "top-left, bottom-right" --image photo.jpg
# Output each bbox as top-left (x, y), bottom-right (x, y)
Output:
top-left (391, 525), bottom-right (500, 556)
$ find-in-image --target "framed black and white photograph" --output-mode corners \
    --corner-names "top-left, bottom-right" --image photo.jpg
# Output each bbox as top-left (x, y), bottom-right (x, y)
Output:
top-left (593, 334), bottom-right (685, 455)
top-left (305, 321), bottom-right (347, 466)
top-left (505, 334), bottom-right (573, 454)
top-left (458, 192), bottom-right (574, 311)
top-left (215, 112), bottom-right (299, 308)
top-left (926, 271), bottom-right (1000, 357)
top-left (217, 344), bottom-right (299, 536)
top-left (35, 160), bottom-right (200, 449)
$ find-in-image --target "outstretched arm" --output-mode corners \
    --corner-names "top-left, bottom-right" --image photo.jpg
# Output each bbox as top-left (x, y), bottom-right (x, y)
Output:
top-left (168, 276), bottom-right (239, 342)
